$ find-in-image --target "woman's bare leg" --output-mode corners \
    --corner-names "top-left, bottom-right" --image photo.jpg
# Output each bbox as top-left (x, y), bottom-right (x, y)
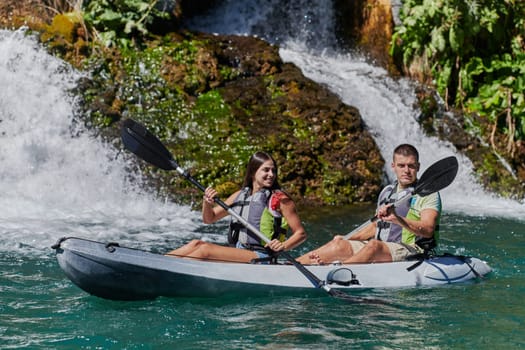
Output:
top-left (166, 240), bottom-right (258, 263)
top-left (165, 239), bottom-right (203, 257)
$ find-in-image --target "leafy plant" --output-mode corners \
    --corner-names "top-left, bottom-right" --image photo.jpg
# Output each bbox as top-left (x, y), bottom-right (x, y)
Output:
top-left (82, 0), bottom-right (170, 48)
top-left (463, 41), bottom-right (525, 155)
top-left (392, 0), bottom-right (525, 154)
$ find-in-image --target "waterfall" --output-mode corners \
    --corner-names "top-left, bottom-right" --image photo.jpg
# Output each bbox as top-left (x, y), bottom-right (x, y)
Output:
top-left (185, 0), bottom-right (338, 50)
top-left (0, 29), bottom-right (199, 254)
top-left (186, 0), bottom-right (525, 218)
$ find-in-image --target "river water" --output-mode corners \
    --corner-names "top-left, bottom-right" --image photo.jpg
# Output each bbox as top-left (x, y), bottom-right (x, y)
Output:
top-left (1, 2), bottom-right (524, 348)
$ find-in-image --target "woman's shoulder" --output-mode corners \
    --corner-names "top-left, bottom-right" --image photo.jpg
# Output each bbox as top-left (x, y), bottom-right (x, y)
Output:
top-left (272, 189), bottom-right (295, 206)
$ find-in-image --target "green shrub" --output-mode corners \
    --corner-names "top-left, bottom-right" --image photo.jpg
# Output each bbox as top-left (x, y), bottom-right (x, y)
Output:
top-left (392, 0), bottom-right (525, 152)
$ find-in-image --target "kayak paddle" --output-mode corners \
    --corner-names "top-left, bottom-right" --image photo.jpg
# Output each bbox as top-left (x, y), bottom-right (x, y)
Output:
top-left (343, 155), bottom-right (459, 239)
top-left (120, 118), bottom-right (360, 301)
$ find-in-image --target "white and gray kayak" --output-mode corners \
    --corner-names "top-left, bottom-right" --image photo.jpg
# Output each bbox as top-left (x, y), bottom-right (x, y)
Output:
top-left (52, 237), bottom-right (492, 300)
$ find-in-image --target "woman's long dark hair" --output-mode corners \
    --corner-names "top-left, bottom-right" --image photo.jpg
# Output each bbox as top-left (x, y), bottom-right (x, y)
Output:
top-left (242, 152), bottom-right (280, 190)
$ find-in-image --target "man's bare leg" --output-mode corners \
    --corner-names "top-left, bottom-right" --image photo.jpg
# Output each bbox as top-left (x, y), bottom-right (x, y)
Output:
top-left (343, 239), bottom-right (392, 264)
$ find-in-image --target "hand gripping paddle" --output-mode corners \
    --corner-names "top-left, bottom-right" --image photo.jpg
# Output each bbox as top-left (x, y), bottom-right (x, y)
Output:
top-left (344, 155), bottom-right (459, 239)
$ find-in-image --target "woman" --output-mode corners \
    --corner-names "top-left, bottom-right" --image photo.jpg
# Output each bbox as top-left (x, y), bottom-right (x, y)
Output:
top-left (166, 152), bottom-right (307, 263)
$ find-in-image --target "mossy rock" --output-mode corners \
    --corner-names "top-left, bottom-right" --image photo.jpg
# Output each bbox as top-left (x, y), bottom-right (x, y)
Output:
top-left (72, 32), bottom-right (383, 205)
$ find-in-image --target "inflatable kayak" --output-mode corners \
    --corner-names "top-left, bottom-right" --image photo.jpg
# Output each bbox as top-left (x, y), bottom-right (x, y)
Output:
top-left (52, 237), bottom-right (492, 300)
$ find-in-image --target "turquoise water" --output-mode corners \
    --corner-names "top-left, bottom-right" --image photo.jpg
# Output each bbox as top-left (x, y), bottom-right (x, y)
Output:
top-left (1, 207), bottom-right (523, 349)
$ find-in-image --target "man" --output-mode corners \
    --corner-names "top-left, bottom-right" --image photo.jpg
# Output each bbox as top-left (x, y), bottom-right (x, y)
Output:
top-left (297, 144), bottom-right (441, 264)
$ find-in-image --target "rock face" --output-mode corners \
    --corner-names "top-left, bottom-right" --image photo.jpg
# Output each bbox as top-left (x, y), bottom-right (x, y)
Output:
top-left (208, 34), bottom-right (384, 204)
top-left (334, 0), bottom-right (397, 73)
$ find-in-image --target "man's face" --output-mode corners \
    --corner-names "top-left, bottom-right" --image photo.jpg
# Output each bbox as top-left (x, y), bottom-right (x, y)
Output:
top-left (391, 154), bottom-right (419, 188)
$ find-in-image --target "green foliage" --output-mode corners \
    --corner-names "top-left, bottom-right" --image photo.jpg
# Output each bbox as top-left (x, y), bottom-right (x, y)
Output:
top-left (188, 91), bottom-right (257, 187)
top-left (392, 0), bottom-right (525, 144)
top-left (81, 35), bottom-right (260, 197)
top-left (264, 76), bottom-right (285, 99)
top-left (117, 45), bottom-right (188, 134)
top-left (82, 0), bottom-right (170, 48)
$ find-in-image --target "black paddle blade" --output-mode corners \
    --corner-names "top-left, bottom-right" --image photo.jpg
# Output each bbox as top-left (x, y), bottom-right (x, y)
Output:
top-left (415, 156), bottom-right (459, 196)
top-left (121, 119), bottom-right (177, 171)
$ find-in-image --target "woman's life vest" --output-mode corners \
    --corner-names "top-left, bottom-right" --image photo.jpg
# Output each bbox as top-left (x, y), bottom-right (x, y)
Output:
top-left (376, 182), bottom-right (440, 251)
top-left (228, 187), bottom-right (289, 248)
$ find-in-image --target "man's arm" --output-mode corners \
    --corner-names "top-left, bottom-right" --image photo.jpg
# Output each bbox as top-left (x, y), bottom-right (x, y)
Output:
top-left (378, 206), bottom-right (439, 238)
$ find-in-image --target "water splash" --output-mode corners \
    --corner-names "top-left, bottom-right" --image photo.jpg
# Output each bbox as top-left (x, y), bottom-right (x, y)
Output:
top-left (0, 29), bottom-right (200, 255)
top-left (184, 0), bottom-right (337, 50)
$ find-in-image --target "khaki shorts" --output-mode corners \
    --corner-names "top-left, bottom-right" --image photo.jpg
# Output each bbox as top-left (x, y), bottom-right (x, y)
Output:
top-left (348, 240), bottom-right (422, 262)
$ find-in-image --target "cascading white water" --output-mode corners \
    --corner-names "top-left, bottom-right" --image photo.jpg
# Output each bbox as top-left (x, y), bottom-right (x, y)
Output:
top-left (278, 48), bottom-right (525, 217)
top-left (0, 29), bottom-right (201, 255)
top-left (186, 0), bottom-right (525, 218)
top-left (186, 0), bottom-right (338, 50)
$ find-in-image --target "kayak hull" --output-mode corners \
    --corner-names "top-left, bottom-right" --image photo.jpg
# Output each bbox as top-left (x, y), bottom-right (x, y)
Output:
top-left (53, 237), bottom-right (492, 300)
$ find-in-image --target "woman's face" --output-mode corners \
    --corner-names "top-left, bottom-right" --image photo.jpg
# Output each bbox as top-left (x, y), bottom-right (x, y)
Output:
top-left (252, 159), bottom-right (276, 190)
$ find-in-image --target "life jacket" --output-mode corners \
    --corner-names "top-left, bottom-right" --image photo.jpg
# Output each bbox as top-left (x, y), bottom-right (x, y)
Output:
top-left (375, 182), bottom-right (438, 251)
top-left (228, 187), bottom-right (289, 248)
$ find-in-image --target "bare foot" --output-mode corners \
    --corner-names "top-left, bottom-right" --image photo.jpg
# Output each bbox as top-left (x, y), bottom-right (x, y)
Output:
top-left (307, 252), bottom-right (326, 265)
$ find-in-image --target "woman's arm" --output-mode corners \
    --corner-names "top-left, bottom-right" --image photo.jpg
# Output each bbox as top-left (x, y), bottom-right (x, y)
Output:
top-left (274, 194), bottom-right (307, 251)
top-left (202, 188), bottom-right (240, 224)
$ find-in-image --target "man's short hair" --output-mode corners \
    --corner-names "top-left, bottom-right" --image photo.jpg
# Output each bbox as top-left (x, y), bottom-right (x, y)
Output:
top-left (393, 144), bottom-right (419, 162)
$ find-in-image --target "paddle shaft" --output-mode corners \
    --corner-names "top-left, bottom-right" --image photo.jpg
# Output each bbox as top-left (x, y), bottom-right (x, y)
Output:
top-left (343, 187), bottom-right (413, 239)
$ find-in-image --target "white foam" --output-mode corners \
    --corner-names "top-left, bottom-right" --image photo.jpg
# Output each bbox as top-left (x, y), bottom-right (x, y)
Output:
top-left (0, 29), bottom-right (200, 255)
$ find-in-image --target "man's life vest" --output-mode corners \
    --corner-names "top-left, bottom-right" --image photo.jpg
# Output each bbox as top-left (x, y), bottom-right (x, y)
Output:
top-left (228, 187), bottom-right (289, 248)
top-left (376, 182), bottom-right (439, 251)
